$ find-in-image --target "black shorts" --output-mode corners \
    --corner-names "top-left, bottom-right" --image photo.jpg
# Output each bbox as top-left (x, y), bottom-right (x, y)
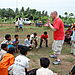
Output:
top-left (15, 26), bottom-right (18, 28)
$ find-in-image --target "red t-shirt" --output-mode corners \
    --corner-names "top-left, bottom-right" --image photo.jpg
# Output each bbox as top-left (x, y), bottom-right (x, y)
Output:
top-left (40, 34), bottom-right (48, 39)
top-left (53, 18), bottom-right (65, 40)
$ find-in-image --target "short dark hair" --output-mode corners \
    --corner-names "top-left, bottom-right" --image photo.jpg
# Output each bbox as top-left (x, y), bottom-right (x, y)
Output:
top-left (20, 46), bottom-right (29, 55)
top-left (34, 33), bottom-right (37, 36)
top-left (40, 58), bottom-right (50, 68)
top-left (44, 31), bottom-right (47, 35)
top-left (19, 17), bottom-right (21, 20)
top-left (7, 47), bottom-right (15, 54)
top-left (14, 34), bottom-right (19, 38)
top-left (1, 44), bottom-right (7, 49)
top-left (27, 35), bottom-right (30, 37)
top-left (16, 18), bottom-right (18, 21)
top-left (5, 34), bottom-right (11, 40)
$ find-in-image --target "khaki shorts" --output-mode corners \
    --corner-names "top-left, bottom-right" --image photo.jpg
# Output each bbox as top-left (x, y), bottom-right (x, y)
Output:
top-left (52, 40), bottom-right (64, 54)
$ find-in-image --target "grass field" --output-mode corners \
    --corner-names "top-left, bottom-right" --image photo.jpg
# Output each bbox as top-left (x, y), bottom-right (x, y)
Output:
top-left (0, 24), bottom-right (75, 75)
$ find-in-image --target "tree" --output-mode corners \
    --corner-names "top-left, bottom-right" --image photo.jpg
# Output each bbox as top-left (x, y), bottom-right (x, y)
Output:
top-left (15, 8), bottom-right (19, 16)
top-left (0, 7), bottom-right (49, 23)
top-left (25, 7), bottom-right (30, 14)
top-left (64, 12), bottom-right (68, 17)
top-left (69, 13), bottom-right (74, 17)
top-left (30, 9), bottom-right (36, 15)
top-left (42, 10), bottom-right (45, 16)
top-left (6, 8), bottom-right (15, 18)
top-left (20, 7), bottom-right (25, 15)
top-left (44, 11), bottom-right (48, 16)
top-left (1, 8), bottom-right (7, 18)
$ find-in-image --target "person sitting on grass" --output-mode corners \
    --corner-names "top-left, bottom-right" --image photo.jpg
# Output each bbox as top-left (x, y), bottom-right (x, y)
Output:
top-left (13, 34), bottom-right (20, 47)
top-left (1, 34), bottom-right (14, 49)
top-left (39, 31), bottom-right (48, 48)
top-left (0, 47), bottom-right (15, 75)
top-left (65, 26), bottom-right (73, 44)
top-left (13, 46), bottom-right (30, 75)
top-left (30, 33), bottom-right (38, 48)
top-left (36, 57), bottom-right (57, 75)
top-left (25, 35), bottom-right (32, 50)
top-left (0, 44), bottom-right (8, 60)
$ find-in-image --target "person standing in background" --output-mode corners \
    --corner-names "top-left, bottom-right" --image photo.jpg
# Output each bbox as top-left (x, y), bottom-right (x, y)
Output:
top-left (18, 17), bottom-right (23, 31)
top-left (15, 18), bottom-right (19, 32)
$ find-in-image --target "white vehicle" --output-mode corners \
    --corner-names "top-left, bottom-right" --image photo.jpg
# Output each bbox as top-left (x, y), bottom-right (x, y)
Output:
top-left (23, 18), bottom-right (32, 25)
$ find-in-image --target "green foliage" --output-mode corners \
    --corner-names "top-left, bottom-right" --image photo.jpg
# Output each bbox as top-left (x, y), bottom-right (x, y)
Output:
top-left (61, 12), bottom-right (75, 24)
top-left (41, 16), bottom-right (48, 24)
top-left (0, 7), bottom-right (75, 25)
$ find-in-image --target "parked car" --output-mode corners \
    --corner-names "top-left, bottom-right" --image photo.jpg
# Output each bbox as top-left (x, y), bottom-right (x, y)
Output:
top-left (23, 18), bottom-right (32, 25)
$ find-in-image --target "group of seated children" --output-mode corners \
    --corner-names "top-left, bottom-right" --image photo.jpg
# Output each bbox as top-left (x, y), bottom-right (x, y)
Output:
top-left (0, 31), bottom-right (59, 75)
top-left (0, 44), bottom-right (57, 75)
top-left (0, 31), bottom-right (49, 52)
top-left (24, 31), bottom-right (49, 49)
top-left (1, 34), bottom-right (20, 50)
top-left (24, 33), bottom-right (38, 49)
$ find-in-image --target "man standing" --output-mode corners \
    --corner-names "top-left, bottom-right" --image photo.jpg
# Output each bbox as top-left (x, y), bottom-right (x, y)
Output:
top-left (47, 11), bottom-right (65, 64)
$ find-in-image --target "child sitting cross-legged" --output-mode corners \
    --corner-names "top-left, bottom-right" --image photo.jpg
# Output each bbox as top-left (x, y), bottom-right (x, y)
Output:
top-left (0, 47), bottom-right (15, 75)
top-left (13, 35), bottom-right (19, 47)
top-left (25, 35), bottom-right (33, 50)
top-left (36, 57), bottom-right (57, 75)
top-left (30, 33), bottom-right (38, 48)
top-left (13, 34), bottom-right (20, 51)
top-left (0, 44), bottom-right (8, 60)
top-left (1, 34), bottom-right (14, 49)
top-left (13, 46), bottom-right (30, 75)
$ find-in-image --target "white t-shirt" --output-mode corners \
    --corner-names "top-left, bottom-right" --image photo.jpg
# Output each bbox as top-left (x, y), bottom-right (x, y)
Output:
top-left (15, 21), bottom-right (19, 26)
top-left (19, 20), bottom-right (23, 25)
top-left (13, 55), bottom-right (30, 75)
top-left (0, 49), bottom-right (7, 60)
top-left (24, 39), bottom-right (31, 47)
top-left (30, 34), bottom-right (38, 40)
top-left (1, 40), bottom-right (13, 45)
top-left (36, 67), bottom-right (53, 75)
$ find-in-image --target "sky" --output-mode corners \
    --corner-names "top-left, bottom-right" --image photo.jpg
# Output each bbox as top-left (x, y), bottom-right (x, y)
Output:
top-left (0, 0), bottom-right (75, 15)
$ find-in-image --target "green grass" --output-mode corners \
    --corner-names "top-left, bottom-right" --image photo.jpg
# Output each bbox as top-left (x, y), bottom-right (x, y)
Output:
top-left (64, 57), bottom-right (75, 62)
top-left (0, 24), bottom-right (75, 75)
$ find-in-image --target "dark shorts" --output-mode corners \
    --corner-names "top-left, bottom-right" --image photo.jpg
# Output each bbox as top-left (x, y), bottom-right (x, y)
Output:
top-left (19, 24), bottom-right (23, 28)
top-left (15, 26), bottom-right (18, 28)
